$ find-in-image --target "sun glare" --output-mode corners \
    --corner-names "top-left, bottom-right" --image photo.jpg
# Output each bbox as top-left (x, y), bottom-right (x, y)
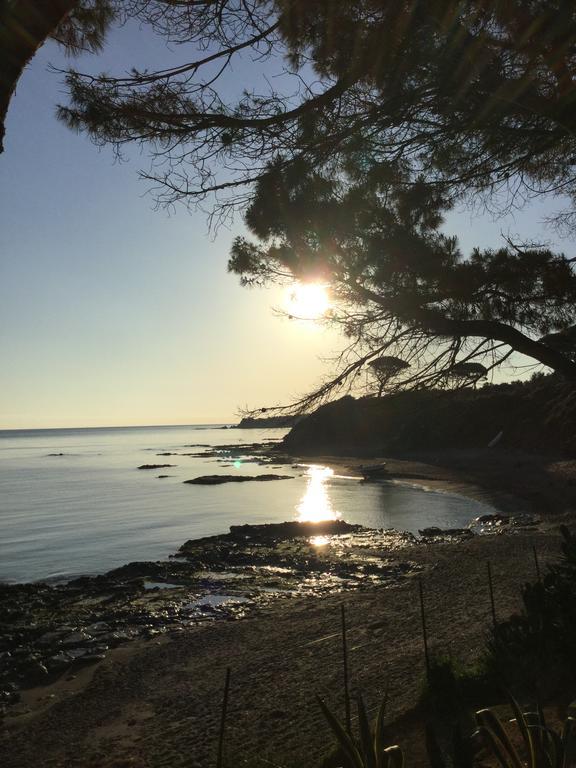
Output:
top-left (296, 465), bottom-right (339, 523)
top-left (285, 283), bottom-right (330, 321)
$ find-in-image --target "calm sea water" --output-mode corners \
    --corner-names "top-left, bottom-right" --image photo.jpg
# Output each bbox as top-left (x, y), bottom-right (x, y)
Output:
top-left (0, 425), bottom-right (495, 583)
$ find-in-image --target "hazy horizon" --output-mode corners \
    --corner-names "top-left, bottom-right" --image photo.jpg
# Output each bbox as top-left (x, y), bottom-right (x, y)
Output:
top-left (0, 420), bottom-right (237, 432)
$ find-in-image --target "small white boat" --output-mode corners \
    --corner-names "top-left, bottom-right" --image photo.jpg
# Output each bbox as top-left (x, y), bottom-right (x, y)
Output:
top-left (359, 462), bottom-right (388, 480)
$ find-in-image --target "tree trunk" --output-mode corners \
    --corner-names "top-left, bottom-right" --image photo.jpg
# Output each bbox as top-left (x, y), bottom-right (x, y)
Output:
top-left (356, 283), bottom-right (576, 380)
top-left (0, 0), bottom-right (78, 153)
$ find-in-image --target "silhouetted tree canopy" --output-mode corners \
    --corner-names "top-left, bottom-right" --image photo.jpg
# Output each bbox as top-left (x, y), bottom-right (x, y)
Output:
top-left (58, 0), bottom-right (576, 227)
top-left (369, 356), bottom-right (410, 396)
top-left (9, 0), bottom-right (576, 405)
top-left (448, 361), bottom-right (488, 382)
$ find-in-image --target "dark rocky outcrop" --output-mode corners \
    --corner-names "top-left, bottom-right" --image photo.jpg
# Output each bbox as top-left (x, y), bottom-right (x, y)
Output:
top-left (228, 519), bottom-right (360, 541)
top-left (282, 377), bottom-right (576, 456)
top-left (183, 474), bottom-right (292, 485)
top-left (137, 464), bottom-right (175, 470)
top-left (237, 415), bottom-right (303, 429)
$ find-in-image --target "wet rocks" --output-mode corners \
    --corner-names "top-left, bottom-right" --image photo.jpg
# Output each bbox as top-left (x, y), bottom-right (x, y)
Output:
top-left (419, 526), bottom-right (474, 539)
top-left (177, 521), bottom-right (419, 601)
top-left (61, 631), bottom-right (93, 647)
top-left (228, 520), bottom-right (361, 541)
top-left (183, 474), bottom-right (292, 485)
top-left (472, 512), bottom-right (540, 532)
top-left (475, 513), bottom-right (510, 526)
top-left (0, 516), bottom-right (423, 719)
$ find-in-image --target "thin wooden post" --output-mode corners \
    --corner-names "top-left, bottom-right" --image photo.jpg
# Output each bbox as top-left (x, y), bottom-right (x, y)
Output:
top-left (216, 667), bottom-right (231, 768)
top-left (418, 578), bottom-right (430, 677)
top-left (487, 561), bottom-right (497, 629)
top-left (341, 603), bottom-right (352, 735)
top-left (533, 545), bottom-right (542, 583)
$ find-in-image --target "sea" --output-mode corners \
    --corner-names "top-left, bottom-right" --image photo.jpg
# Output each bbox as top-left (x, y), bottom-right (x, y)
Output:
top-left (0, 424), bottom-right (495, 584)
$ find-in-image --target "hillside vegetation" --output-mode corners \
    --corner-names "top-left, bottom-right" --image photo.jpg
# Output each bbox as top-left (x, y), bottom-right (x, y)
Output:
top-left (283, 376), bottom-right (576, 457)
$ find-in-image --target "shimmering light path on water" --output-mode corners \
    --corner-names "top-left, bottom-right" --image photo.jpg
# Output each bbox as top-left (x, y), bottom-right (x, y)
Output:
top-left (0, 425), bottom-right (496, 583)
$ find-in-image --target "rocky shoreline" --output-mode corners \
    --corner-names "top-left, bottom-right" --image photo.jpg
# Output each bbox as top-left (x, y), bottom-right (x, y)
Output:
top-left (0, 519), bottom-right (417, 714)
top-left (0, 498), bottom-right (541, 724)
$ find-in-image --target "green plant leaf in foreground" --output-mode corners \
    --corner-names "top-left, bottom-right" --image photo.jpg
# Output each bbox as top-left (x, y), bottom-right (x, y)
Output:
top-left (317, 695), bottom-right (364, 768)
top-left (317, 693), bottom-right (403, 768)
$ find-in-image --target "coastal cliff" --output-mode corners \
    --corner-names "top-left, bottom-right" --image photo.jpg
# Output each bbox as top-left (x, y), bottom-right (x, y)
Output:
top-left (282, 376), bottom-right (576, 456)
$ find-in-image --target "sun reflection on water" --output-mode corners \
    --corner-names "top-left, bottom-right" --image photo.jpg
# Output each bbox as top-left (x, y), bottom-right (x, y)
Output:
top-left (296, 465), bottom-right (340, 523)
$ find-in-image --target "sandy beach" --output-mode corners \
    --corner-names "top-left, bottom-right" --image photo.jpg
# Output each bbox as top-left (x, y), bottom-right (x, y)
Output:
top-left (1, 451), bottom-right (575, 768)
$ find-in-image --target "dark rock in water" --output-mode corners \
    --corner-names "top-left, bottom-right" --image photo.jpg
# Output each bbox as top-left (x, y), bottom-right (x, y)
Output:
top-left (475, 513), bottom-right (510, 526)
top-left (138, 464), bottom-right (175, 470)
top-left (229, 520), bottom-right (361, 541)
top-left (419, 526), bottom-right (473, 538)
top-left (183, 474), bottom-right (292, 485)
top-left (107, 560), bottom-right (167, 580)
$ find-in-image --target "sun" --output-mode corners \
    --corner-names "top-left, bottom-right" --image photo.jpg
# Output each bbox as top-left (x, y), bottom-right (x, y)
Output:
top-left (284, 282), bottom-right (331, 320)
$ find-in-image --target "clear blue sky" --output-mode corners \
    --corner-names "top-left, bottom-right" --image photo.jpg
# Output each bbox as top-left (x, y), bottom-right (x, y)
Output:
top-left (0, 21), bottom-right (574, 429)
